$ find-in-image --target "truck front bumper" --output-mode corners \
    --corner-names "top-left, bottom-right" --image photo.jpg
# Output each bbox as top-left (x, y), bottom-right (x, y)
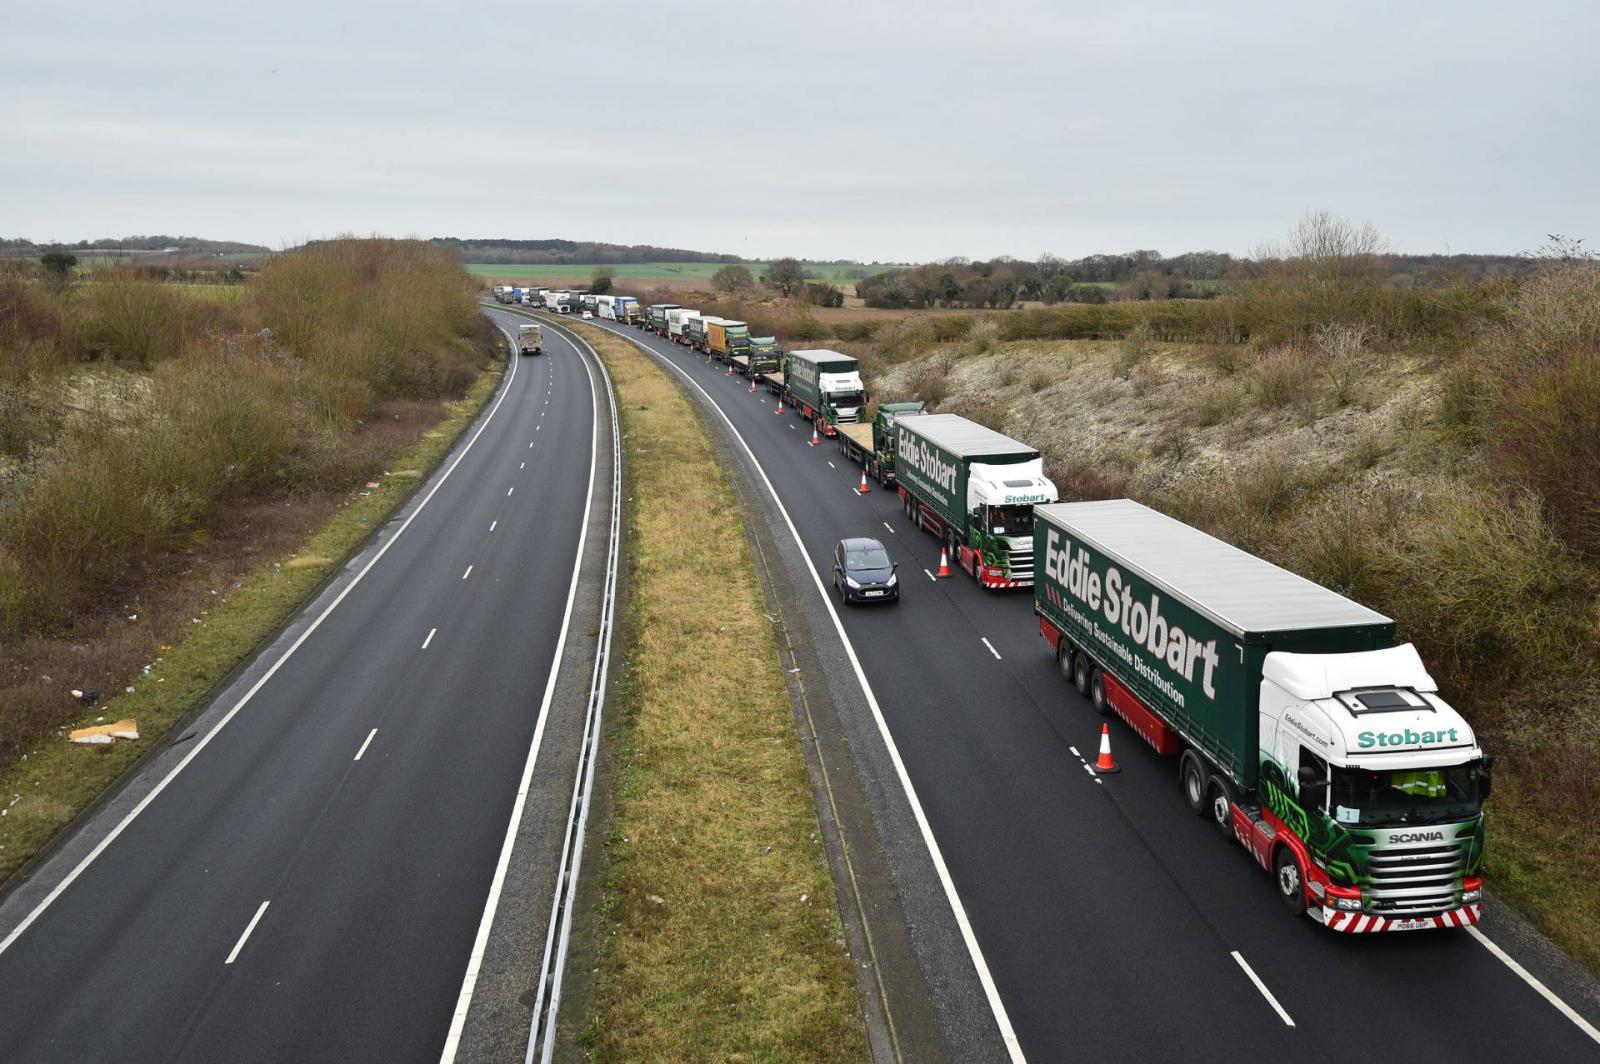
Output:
top-left (1313, 902), bottom-right (1481, 933)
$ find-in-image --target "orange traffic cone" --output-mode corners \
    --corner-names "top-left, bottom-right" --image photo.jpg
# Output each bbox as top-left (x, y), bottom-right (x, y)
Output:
top-left (1095, 723), bottom-right (1120, 773)
top-left (775, 396), bottom-right (784, 414)
top-left (858, 470), bottom-right (871, 493)
top-left (726, 361), bottom-right (732, 376)
top-left (750, 377), bottom-right (757, 393)
top-left (810, 425), bottom-right (820, 446)
top-left (937, 547), bottom-right (951, 576)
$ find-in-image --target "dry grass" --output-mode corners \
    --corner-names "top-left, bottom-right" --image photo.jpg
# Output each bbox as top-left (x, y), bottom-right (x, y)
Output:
top-left (571, 323), bottom-right (865, 1061)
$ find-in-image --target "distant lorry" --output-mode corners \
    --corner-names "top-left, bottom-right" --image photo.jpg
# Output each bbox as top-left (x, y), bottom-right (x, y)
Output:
top-left (493, 285), bottom-right (516, 304)
top-left (895, 413), bottom-right (1058, 588)
top-left (523, 287), bottom-right (547, 306)
top-left (614, 296), bottom-right (641, 324)
top-left (596, 294), bottom-right (616, 320)
top-left (707, 319), bottom-right (750, 362)
top-left (543, 291), bottom-right (574, 314)
top-left (1033, 499), bottom-right (1489, 932)
top-left (686, 314), bottom-right (717, 351)
top-left (730, 335), bottom-right (781, 378)
top-left (666, 307), bottom-right (701, 343)
top-left (517, 323), bottom-right (543, 356)
top-left (646, 304), bottom-right (679, 335)
top-left (783, 349), bottom-right (865, 435)
top-left (580, 293), bottom-right (598, 314)
top-left (837, 401), bottom-right (925, 485)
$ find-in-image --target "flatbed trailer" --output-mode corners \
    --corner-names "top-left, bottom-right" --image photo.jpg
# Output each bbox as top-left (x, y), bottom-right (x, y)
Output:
top-left (836, 401), bottom-right (924, 485)
top-left (731, 354), bottom-right (750, 375)
top-left (762, 370), bottom-right (784, 396)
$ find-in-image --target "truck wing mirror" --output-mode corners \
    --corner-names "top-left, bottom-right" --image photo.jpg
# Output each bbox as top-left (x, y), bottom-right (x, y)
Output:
top-left (1296, 766), bottom-right (1323, 786)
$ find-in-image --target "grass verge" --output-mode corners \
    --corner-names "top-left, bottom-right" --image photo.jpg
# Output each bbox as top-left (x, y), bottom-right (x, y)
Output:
top-left (0, 361), bottom-right (503, 882)
top-left (570, 321), bottom-right (867, 1060)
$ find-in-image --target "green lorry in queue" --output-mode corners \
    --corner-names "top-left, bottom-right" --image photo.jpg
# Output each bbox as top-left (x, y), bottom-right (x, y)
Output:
top-left (733, 335), bottom-right (781, 377)
top-left (783, 349), bottom-right (866, 437)
top-left (707, 319), bottom-right (750, 362)
top-left (645, 304), bottom-right (679, 336)
top-left (894, 413), bottom-right (1058, 588)
top-left (1034, 499), bottom-right (1490, 932)
top-left (837, 401), bottom-right (925, 485)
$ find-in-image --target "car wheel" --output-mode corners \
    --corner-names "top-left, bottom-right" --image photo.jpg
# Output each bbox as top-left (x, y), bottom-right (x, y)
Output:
top-left (1275, 847), bottom-right (1306, 915)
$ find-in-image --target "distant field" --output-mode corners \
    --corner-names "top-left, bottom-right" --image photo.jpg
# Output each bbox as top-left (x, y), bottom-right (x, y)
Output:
top-left (465, 262), bottom-right (895, 285)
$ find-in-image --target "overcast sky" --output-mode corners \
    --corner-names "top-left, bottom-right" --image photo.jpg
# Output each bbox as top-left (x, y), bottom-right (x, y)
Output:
top-left (3, 1), bottom-right (1596, 262)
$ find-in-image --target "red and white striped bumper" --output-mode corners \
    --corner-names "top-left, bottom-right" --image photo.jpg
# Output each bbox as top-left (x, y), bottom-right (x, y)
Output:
top-left (1315, 902), bottom-right (1482, 933)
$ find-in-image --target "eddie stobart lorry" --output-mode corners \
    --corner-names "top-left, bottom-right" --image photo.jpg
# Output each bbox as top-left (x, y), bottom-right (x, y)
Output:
top-left (837, 401), bottom-right (925, 486)
top-left (894, 413), bottom-right (1059, 588)
top-left (730, 335), bottom-right (781, 378)
top-left (783, 349), bottom-right (867, 437)
top-left (1034, 499), bottom-right (1490, 932)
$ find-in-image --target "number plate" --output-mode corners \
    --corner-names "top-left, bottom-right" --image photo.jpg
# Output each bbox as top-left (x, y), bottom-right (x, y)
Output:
top-left (864, 590), bottom-right (884, 597)
top-left (1387, 918), bottom-right (1432, 931)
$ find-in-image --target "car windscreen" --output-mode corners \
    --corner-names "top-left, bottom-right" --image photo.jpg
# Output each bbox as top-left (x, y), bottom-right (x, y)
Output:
top-left (846, 548), bottom-right (892, 571)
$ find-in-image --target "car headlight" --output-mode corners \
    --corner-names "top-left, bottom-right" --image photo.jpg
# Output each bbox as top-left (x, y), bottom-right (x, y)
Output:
top-left (845, 576), bottom-right (862, 589)
top-left (887, 572), bottom-right (897, 586)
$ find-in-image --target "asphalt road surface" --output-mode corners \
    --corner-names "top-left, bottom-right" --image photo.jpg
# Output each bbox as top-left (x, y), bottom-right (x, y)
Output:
top-left (585, 314), bottom-right (1600, 1062)
top-left (0, 320), bottom-right (610, 1063)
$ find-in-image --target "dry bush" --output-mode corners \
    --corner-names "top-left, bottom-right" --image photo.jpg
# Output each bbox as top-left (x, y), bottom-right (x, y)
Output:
top-left (907, 361), bottom-right (950, 406)
top-left (941, 394), bottom-right (1004, 429)
top-left (1384, 489), bottom-right (1595, 689)
top-left (1314, 322), bottom-right (1369, 407)
top-left (1185, 379), bottom-right (1246, 427)
top-left (1347, 425), bottom-right (1391, 470)
top-left (1250, 345), bottom-right (1317, 409)
top-left (1047, 460), bottom-right (1129, 502)
top-left (1113, 319), bottom-right (1154, 380)
top-left (963, 317), bottom-right (1000, 358)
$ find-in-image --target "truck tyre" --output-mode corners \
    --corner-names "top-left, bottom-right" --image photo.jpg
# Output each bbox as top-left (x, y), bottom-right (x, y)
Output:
top-left (1089, 669), bottom-right (1109, 715)
top-left (1275, 847), bottom-right (1307, 915)
top-left (1179, 752), bottom-right (1208, 816)
top-left (1056, 643), bottom-right (1076, 683)
top-left (1208, 776), bottom-right (1236, 838)
top-left (1073, 653), bottom-right (1092, 697)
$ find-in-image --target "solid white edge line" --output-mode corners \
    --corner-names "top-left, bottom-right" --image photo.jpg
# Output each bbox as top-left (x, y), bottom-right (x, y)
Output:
top-left (1231, 950), bottom-right (1295, 1027)
top-left (422, 627), bottom-right (437, 650)
top-left (224, 900), bottom-right (270, 965)
top-left (0, 323), bottom-right (522, 961)
top-left (981, 637), bottom-right (1002, 660)
top-left (1466, 927), bottom-right (1600, 1045)
top-left (354, 728), bottom-right (378, 762)
top-left (526, 321), bottom-right (622, 1064)
top-left (591, 320), bottom-right (1028, 1062)
top-left (438, 321), bottom-right (600, 1064)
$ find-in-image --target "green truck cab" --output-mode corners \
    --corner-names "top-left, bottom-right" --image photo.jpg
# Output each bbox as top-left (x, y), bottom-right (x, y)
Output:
top-left (747, 336), bottom-right (782, 375)
top-left (838, 401), bottom-right (924, 485)
top-left (1034, 499), bottom-right (1489, 932)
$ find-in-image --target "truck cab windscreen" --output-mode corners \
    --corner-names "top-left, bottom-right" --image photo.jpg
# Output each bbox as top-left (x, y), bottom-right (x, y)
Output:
top-left (988, 505), bottom-right (1034, 535)
top-left (1329, 763), bottom-right (1481, 827)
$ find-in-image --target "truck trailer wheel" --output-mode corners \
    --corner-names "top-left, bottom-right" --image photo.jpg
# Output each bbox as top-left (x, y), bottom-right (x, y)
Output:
top-left (1057, 643), bottom-right (1076, 683)
top-left (1089, 669), bottom-right (1109, 715)
top-left (1274, 848), bottom-right (1306, 915)
top-left (1179, 752), bottom-right (1208, 816)
top-left (1073, 653), bottom-right (1092, 697)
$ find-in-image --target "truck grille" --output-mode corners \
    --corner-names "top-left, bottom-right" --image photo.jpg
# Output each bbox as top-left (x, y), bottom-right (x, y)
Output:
top-left (1006, 547), bottom-right (1034, 581)
top-left (1366, 839), bottom-right (1465, 916)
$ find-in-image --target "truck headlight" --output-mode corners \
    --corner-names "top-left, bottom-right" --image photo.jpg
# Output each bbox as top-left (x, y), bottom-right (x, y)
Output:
top-left (1462, 887), bottom-right (1482, 903)
top-left (1333, 896), bottom-right (1363, 911)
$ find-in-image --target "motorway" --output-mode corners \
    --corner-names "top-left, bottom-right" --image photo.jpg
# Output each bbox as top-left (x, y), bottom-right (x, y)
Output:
top-left (583, 314), bottom-right (1600, 1062)
top-left (0, 316), bottom-right (613, 1063)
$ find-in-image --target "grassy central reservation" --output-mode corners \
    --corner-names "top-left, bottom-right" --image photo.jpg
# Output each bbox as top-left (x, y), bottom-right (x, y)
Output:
top-left (569, 320), bottom-right (866, 1060)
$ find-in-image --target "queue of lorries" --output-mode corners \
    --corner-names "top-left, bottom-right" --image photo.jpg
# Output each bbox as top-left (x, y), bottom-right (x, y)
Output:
top-left (521, 291), bottom-right (1493, 935)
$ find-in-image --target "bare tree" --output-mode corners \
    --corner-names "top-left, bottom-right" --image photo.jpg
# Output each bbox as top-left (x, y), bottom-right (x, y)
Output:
top-left (711, 264), bottom-right (754, 294)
